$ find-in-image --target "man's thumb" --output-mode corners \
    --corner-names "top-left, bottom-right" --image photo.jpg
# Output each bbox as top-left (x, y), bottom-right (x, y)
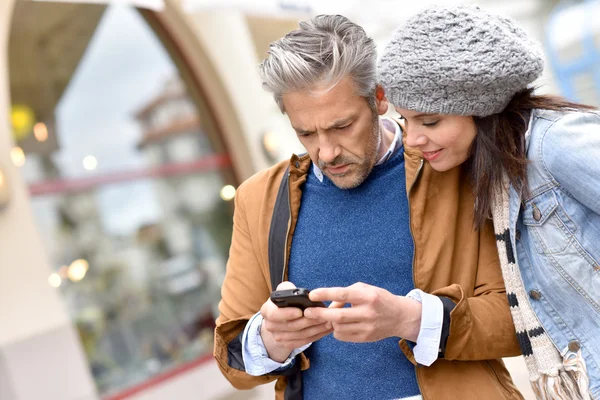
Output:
top-left (275, 281), bottom-right (297, 291)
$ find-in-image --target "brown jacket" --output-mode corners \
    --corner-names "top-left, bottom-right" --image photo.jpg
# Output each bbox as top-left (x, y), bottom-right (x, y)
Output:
top-left (214, 143), bottom-right (523, 399)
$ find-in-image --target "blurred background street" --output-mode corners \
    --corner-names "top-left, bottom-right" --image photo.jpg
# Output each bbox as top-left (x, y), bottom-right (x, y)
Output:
top-left (0, 0), bottom-right (598, 399)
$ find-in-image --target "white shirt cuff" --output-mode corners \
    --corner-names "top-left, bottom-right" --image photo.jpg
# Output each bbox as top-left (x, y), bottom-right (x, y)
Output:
top-left (241, 312), bottom-right (311, 376)
top-left (405, 289), bottom-right (444, 367)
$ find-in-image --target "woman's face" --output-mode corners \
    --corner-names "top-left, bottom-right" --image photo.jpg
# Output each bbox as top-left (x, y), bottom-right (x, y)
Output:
top-left (396, 107), bottom-right (477, 172)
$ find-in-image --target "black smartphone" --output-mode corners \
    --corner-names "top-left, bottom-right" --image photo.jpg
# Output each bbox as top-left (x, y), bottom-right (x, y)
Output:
top-left (270, 288), bottom-right (326, 311)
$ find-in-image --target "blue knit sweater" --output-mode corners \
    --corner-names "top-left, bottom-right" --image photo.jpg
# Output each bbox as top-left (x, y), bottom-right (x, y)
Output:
top-left (288, 148), bottom-right (420, 399)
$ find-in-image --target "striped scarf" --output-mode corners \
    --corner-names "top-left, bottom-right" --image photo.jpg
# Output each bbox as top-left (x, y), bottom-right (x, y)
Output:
top-left (491, 175), bottom-right (591, 399)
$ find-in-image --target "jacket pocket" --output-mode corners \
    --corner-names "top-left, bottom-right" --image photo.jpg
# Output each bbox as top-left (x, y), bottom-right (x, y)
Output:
top-left (522, 189), bottom-right (576, 255)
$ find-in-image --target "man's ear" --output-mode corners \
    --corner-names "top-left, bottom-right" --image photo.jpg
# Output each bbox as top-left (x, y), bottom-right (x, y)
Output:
top-left (375, 85), bottom-right (388, 115)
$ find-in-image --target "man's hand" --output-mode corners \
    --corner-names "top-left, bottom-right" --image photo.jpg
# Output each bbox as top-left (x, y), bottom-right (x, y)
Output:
top-left (304, 282), bottom-right (422, 343)
top-left (260, 282), bottom-right (333, 363)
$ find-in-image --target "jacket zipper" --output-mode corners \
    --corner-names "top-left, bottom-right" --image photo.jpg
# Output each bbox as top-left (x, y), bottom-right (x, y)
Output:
top-left (408, 158), bottom-right (424, 283)
top-left (282, 172), bottom-right (292, 283)
top-left (407, 158), bottom-right (425, 396)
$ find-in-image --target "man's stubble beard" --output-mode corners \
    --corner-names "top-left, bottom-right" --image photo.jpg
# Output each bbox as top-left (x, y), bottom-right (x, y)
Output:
top-left (320, 115), bottom-right (381, 190)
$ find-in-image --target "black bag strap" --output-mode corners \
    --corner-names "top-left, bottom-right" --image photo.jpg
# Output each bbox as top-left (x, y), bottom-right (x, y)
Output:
top-left (268, 167), bottom-right (291, 291)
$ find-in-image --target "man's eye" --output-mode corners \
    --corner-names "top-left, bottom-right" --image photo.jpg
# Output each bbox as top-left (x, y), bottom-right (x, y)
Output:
top-left (422, 121), bottom-right (439, 127)
top-left (336, 124), bottom-right (350, 131)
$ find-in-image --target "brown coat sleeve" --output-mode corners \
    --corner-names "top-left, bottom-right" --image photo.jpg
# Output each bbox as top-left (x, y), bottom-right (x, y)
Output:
top-left (431, 220), bottom-right (521, 361)
top-left (213, 179), bottom-right (277, 389)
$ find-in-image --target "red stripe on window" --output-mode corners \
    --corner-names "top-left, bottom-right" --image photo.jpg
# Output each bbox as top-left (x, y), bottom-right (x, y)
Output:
top-left (28, 154), bottom-right (232, 196)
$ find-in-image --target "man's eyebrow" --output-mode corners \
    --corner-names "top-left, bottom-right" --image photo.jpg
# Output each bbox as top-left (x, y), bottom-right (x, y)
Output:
top-left (292, 116), bottom-right (356, 134)
top-left (324, 116), bottom-right (356, 130)
top-left (292, 127), bottom-right (315, 135)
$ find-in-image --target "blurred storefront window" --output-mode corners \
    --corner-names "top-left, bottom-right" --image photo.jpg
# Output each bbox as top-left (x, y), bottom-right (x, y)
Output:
top-left (9, 1), bottom-right (234, 396)
top-left (546, 0), bottom-right (600, 105)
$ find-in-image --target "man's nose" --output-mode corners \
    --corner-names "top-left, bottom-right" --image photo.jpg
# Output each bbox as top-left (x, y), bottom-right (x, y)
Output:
top-left (318, 135), bottom-right (341, 164)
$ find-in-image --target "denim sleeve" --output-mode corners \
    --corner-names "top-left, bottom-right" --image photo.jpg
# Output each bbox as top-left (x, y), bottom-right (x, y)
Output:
top-left (241, 312), bottom-right (311, 376)
top-left (542, 111), bottom-right (600, 215)
top-left (405, 289), bottom-right (444, 367)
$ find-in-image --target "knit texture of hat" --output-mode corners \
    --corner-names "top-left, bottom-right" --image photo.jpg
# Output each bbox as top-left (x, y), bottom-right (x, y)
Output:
top-left (378, 5), bottom-right (545, 117)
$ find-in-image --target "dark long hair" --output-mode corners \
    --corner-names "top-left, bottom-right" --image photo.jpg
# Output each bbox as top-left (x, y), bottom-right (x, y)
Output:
top-left (469, 88), bottom-right (596, 229)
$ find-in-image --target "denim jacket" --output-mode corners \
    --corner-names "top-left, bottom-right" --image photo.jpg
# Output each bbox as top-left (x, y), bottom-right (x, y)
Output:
top-left (507, 108), bottom-right (600, 398)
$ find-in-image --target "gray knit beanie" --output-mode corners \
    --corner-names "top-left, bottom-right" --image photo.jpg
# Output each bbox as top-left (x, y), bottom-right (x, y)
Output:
top-left (378, 5), bottom-right (545, 117)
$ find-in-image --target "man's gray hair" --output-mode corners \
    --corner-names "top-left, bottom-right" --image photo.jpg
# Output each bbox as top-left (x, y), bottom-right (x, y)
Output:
top-left (259, 15), bottom-right (378, 113)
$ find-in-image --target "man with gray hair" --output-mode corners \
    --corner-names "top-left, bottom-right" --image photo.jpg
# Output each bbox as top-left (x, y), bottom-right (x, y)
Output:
top-left (214, 14), bottom-right (522, 400)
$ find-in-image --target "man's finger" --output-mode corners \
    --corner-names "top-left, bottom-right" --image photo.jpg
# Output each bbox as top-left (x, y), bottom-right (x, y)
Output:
top-left (333, 329), bottom-right (367, 343)
top-left (303, 306), bottom-right (365, 323)
top-left (265, 316), bottom-right (327, 333)
top-left (262, 302), bottom-right (303, 322)
top-left (328, 301), bottom-right (345, 309)
top-left (276, 281), bottom-right (297, 291)
top-left (276, 329), bottom-right (333, 350)
top-left (309, 286), bottom-right (365, 304)
top-left (272, 321), bottom-right (332, 342)
top-left (332, 322), bottom-right (370, 336)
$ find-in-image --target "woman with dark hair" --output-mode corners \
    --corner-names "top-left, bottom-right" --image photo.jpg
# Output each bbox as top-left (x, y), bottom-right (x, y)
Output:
top-left (379, 5), bottom-right (599, 400)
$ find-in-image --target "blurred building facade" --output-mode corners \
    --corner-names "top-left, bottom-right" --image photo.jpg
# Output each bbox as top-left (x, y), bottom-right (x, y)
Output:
top-left (0, 1), bottom-right (598, 400)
